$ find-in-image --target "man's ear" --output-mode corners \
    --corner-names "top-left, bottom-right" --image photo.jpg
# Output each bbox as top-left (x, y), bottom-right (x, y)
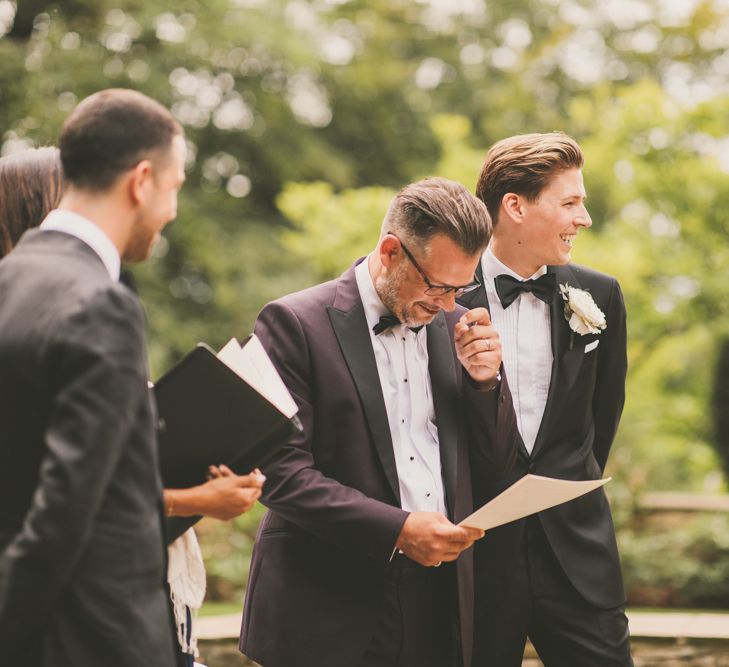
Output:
top-left (501, 192), bottom-right (524, 225)
top-left (128, 159), bottom-right (153, 206)
top-left (379, 234), bottom-right (400, 269)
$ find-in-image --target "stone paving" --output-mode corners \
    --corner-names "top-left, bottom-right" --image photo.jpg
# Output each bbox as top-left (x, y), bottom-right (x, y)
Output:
top-left (196, 609), bottom-right (729, 667)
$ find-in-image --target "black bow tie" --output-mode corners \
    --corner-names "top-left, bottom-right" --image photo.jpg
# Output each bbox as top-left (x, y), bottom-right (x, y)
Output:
top-left (494, 273), bottom-right (556, 309)
top-left (373, 313), bottom-right (400, 335)
top-left (372, 313), bottom-right (423, 336)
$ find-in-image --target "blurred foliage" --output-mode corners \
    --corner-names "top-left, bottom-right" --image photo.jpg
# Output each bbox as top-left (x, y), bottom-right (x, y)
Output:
top-left (196, 503), bottom-right (264, 601)
top-left (4, 0), bottom-right (729, 605)
top-left (620, 513), bottom-right (729, 608)
top-left (278, 181), bottom-right (393, 278)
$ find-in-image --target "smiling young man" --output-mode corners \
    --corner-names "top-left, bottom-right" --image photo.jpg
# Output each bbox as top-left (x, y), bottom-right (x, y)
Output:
top-left (240, 177), bottom-right (518, 667)
top-left (458, 133), bottom-right (632, 666)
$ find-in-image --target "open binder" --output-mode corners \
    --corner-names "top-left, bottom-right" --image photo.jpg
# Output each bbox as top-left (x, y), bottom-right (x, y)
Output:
top-left (154, 335), bottom-right (301, 540)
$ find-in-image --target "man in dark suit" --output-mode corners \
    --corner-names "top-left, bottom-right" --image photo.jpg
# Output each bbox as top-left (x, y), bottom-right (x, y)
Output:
top-left (240, 177), bottom-right (518, 667)
top-left (0, 89), bottom-right (186, 666)
top-left (459, 132), bottom-right (631, 666)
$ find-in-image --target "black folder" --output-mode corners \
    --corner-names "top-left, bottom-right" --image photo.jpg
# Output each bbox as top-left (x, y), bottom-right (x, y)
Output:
top-left (154, 341), bottom-right (301, 541)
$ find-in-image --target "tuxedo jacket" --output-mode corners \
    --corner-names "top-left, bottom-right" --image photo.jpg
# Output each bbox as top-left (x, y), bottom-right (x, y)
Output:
top-left (0, 230), bottom-right (178, 667)
top-left (458, 261), bottom-right (627, 609)
top-left (239, 261), bottom-right (518, 667)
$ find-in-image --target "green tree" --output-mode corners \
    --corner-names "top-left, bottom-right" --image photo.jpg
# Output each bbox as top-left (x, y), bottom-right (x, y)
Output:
top-left (5, 0), bottom-right (729, 602)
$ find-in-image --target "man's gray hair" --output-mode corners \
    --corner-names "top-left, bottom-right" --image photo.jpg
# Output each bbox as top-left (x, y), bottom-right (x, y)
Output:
top-left (383, 177), bottom-right (492, 256)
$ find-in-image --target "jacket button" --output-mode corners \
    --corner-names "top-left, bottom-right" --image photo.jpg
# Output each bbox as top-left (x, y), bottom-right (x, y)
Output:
top-left (527, 462), bottom-right (536, 473)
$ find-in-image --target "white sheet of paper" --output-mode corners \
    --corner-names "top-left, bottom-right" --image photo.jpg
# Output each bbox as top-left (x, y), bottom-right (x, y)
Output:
top-left (217, 336), bottom-right (298, 418)
top-left (459, 474), bottom-right (611, 531)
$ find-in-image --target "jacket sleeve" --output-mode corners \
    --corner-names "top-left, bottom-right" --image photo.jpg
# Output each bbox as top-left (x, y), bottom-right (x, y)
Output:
top-left (254, 300), bottom-right (409, 562)
top-left (0, 285), bottom-right (150, 654)
top-left (464, 370), bottom-right (519, 480)
top-left (591, 279), bottom-right (628, 472)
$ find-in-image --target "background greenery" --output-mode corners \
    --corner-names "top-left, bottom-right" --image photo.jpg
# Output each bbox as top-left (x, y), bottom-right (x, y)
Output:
top-left (3, 0), bottom-right (729, 607)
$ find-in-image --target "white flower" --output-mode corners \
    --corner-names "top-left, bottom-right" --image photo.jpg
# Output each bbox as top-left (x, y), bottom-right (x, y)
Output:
top-left (559, 283), bottom-right (606, 336)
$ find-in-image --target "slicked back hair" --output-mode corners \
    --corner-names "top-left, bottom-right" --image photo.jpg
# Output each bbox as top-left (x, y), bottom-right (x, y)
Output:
top-left (59, 88), bottom-right (182, 192)
top-left (383, 177), bottom-right (491, 257)
top-left (0, 147), bottom-right (62, 259)
top-left (476, 132), bottom-right (584, 225)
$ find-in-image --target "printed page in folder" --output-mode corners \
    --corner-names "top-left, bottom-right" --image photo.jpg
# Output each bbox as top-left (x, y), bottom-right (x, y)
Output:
top-left (459, 474), bottom-right (610, 531)
top-left (217, 335), bottom-right (298, 418)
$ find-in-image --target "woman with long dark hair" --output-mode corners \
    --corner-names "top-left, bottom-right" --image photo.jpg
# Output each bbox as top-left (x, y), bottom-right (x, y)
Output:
top-left (0, 146), bottom-right (63, 258)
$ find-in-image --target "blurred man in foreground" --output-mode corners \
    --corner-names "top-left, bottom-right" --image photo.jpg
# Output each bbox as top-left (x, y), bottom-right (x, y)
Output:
top-left (0, 88), bottom-right (186, 667)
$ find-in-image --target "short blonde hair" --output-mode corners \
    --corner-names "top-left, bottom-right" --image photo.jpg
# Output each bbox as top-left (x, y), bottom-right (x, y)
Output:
top-left (476, 132), bottom-right (583, 225)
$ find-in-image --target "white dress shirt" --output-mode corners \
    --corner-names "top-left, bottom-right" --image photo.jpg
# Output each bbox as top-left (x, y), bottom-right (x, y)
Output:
top-left (481, 248), bottom-right (553, 454)
top-left (40, 209), bottom-right (121, 282)
top-left (355, 257), bottom-right (447, 515)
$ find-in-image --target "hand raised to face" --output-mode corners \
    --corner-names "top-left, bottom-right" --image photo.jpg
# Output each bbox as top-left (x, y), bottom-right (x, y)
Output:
top-left (454, 307), bottom-right (502, 390)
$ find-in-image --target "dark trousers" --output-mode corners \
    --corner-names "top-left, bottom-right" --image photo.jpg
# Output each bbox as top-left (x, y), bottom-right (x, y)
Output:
top-left (473, 517), bottom-right (633, 667)
top-left (360, 557), bottom-right (459, 667)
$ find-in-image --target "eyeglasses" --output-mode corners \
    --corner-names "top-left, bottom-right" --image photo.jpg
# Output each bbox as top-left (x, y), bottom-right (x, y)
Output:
top-left (387, 232), bottom-right (481, 298)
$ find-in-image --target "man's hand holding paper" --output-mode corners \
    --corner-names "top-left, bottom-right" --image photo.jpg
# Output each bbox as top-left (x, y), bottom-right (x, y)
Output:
top-left (396, 512), bottom-right (485, 567)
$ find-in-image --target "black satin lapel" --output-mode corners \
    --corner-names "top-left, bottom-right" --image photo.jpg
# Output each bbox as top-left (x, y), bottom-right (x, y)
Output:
top-left (456, 261), bottom-right (489, 311)
top-left (327, 304), bottom-right (401, 505)
top-left (532, 266), bottom-right (584, 457)
top-left (426, 312), bottom-right (459, 519)
top-left (550, 267), bottom-right (573, 360)
top-left (458, 264), bottom-right (529, 459)
top-left (554, 266), bottom-right (586, 397)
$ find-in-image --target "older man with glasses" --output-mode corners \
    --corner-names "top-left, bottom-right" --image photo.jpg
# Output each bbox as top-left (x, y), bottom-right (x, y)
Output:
top-left (239, 176), bottom-right (519, 667)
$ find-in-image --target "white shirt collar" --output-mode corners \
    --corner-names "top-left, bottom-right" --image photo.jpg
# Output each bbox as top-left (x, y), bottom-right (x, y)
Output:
top-left (355, 255), bottom-right (394, 333)
top-left (40, 209), bottom-right (121, 281)
top-left (481, 245), bottom-right (547, 283)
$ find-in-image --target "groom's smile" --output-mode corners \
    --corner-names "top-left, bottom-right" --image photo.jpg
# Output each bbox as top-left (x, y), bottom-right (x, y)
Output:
top-left (560, 233), bottom-right (576, 247)
top-left (519, 167), bottom-right (592, 270)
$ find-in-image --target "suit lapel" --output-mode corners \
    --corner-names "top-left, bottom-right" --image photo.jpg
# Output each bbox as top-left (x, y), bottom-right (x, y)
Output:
top-left (327, 265), bottom-right (401, 505)
top-left (457, 260), bottom-right (530, 460)
top-left (426, 312), bottom-right (459, 519)
top-left (457, 262), bottom-right (488, 311)
top-left (531, 264), bottom-right (585, 457)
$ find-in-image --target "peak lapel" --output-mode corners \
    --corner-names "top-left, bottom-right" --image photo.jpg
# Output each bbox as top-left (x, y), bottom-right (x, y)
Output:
top-left (531, 265), bottom-right (586, 457)
top-left (457, 261), bottom-right (488, 312)
top-left (458, 261), bottom-right (531, 461)
top-left (327, 265), bottom-right (401, 506)
top-left (426, 312), bottom-right (459, 519)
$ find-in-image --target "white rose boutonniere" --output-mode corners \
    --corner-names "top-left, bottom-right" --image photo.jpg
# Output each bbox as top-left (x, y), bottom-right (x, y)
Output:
top-left (559, 283), bottom-right (606, 347)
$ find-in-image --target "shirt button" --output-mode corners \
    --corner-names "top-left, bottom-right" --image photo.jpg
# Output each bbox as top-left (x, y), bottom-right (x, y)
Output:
top-left (404, 378), bottom-right (408, 383)
top-left (410, 456), bottom-right (414, 461)
top-left (426, 492), bottom-right (431, 497)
